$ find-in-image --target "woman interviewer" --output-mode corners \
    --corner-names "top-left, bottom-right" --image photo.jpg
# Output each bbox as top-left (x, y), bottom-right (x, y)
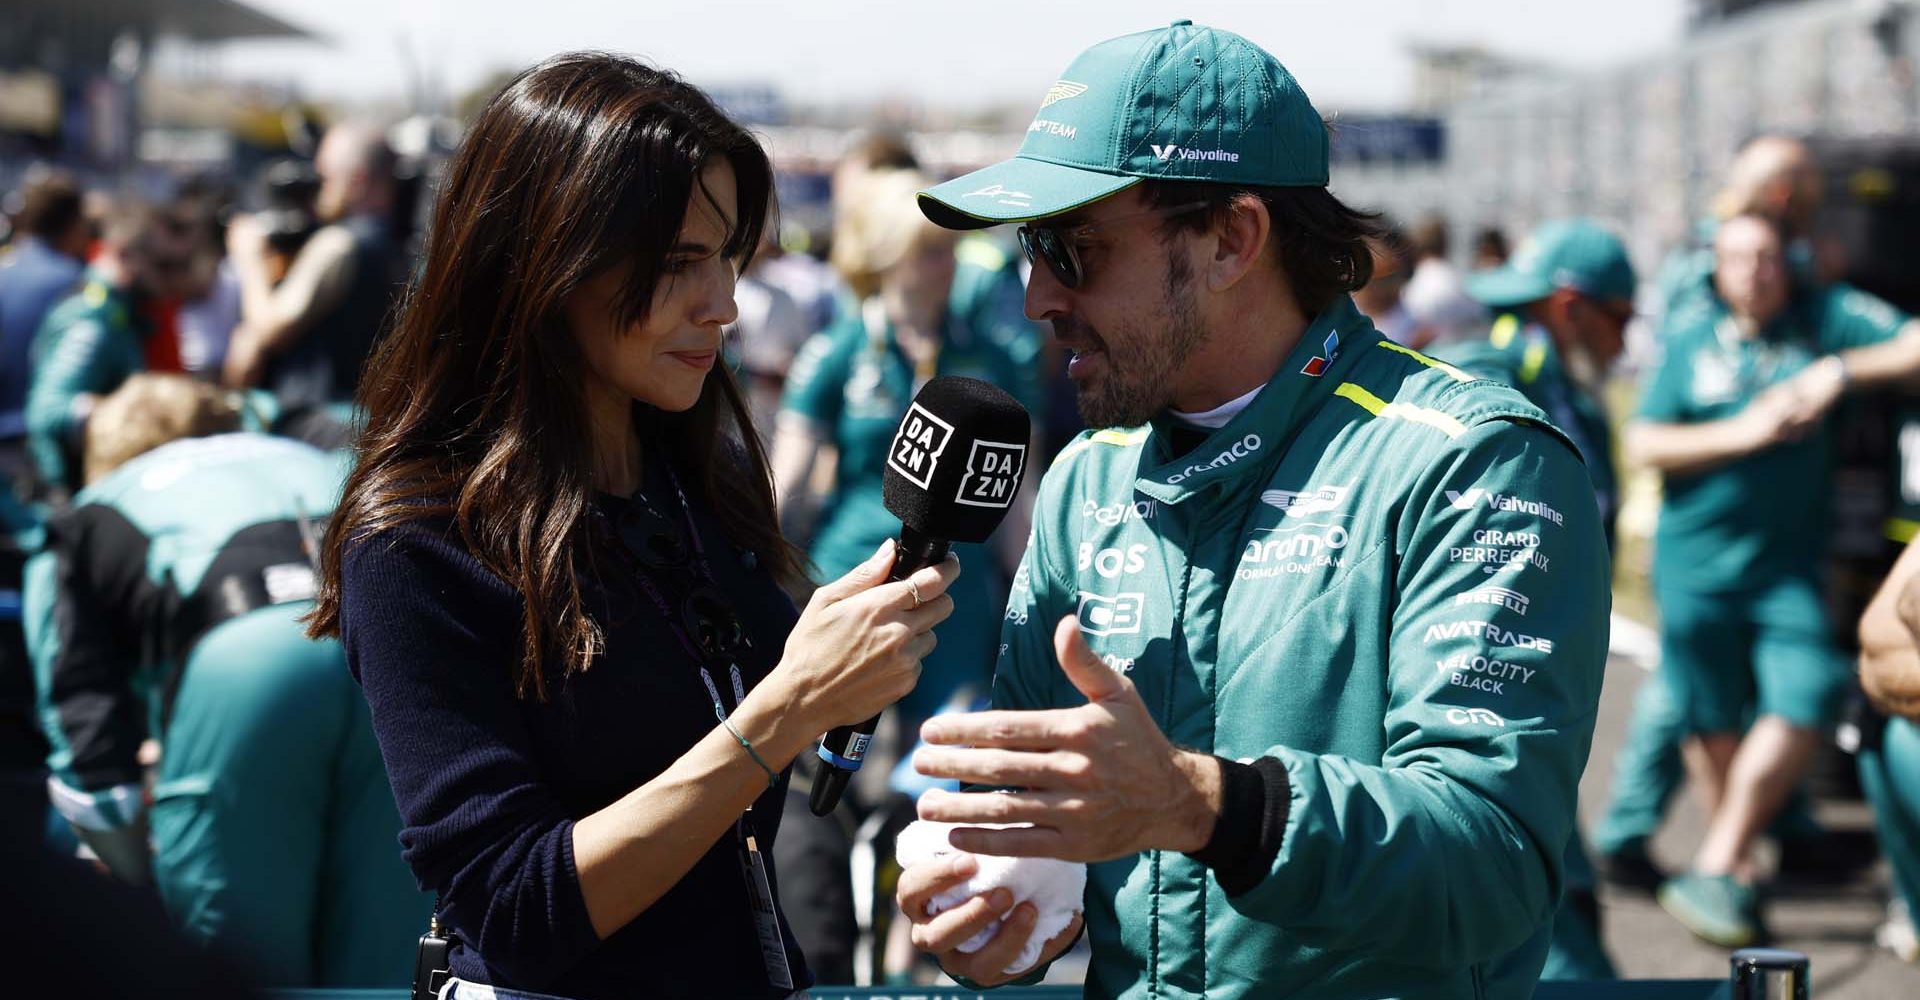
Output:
top-left (305, 53), bottom-right (957, 999)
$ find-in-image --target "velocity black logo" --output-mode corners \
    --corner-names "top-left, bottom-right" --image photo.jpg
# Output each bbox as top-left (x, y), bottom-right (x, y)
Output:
top-left (888, 403), bottom-right (954, 490)
top-left (956, 439), bottom-right (1026, 509)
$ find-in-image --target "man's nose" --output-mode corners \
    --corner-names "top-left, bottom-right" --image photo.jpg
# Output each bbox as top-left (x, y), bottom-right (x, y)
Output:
top-left (1025, 259), bottom-right (1069, 323)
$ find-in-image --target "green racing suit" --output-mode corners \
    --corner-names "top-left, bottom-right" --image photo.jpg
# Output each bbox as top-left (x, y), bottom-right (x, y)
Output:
top-left (993, 296), bottom-right (1611, 999)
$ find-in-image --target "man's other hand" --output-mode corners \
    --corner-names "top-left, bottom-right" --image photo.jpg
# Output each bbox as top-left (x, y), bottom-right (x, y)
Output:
top-left (912, 616), bottom-right (1223, 862)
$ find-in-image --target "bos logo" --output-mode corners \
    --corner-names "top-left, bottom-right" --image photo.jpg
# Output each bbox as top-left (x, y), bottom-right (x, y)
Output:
top-left (1301, 330), bottom-right (1340, 377)
top-left (887, 403), bottom-right (954, 490)
top-left (1078, 543), bottom-right (1149, 579)
top-left (1077, 591), bottom-right (1145, 636)
top-left (955, 439), bottom-right (1027, 509)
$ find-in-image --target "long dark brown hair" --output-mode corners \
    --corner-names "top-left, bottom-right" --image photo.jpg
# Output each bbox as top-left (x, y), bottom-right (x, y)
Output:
top-left (307, 52), bottom-right (800, 699)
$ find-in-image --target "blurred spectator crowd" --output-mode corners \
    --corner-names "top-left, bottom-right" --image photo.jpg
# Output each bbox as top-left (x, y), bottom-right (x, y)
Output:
top-left (3, 105), bottom-right (1920, 993)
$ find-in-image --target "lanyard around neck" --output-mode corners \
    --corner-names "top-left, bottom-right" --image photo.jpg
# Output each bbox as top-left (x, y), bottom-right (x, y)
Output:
top-left (595, 461), bottom-right (747, 721)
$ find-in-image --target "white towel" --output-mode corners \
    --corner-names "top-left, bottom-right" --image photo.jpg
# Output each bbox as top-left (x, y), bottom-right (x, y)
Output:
top-left (895, 819), bottom-right (1086, 976)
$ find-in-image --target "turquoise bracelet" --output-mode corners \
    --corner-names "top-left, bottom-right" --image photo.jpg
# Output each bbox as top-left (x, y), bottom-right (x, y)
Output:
top-left (719, 711), bottom-right (778, 789)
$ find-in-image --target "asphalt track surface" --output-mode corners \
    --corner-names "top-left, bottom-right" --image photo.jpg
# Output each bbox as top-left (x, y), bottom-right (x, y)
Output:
top-left (1585, 651), bottom-right (1917, 997)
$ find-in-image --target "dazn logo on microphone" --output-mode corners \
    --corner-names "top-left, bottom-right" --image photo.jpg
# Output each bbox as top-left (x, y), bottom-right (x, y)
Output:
top-left (956, 439), bottom-right (1027, 509)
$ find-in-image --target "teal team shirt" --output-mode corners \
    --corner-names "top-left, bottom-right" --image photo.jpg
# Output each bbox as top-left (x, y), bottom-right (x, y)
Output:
top-left (1436, 313), bottom-right (1619, 547)
top-left (784, 283), bottom-right (1039, 581)
top-left (25, 275), bottom-right (147, 489)
top-left (782, 259), bottom-right (1039, 721)
top-left (998, 297), bottom-right (1610, 999)
top-left (1638, 283), bottom-right (1909, 593)
top-left (25, 433), bottom-right (347, 826)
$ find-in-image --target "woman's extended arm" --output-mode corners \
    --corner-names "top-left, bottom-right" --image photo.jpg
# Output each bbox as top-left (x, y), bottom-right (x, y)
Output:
top-left (344, 528), bottom-right (958, 982)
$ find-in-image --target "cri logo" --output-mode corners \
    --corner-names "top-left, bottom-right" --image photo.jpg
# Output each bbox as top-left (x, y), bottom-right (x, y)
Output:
top-left (1301, 330), bottom-right (1340, 377)
top-left (1446, 707), bottom-right (1507, 727)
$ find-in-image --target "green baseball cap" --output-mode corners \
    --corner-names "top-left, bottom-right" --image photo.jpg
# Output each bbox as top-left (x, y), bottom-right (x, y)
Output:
top-left (918, 19), bottom-right (1330, 230)
top-left (1466, 219), bottom-right (1638, 308)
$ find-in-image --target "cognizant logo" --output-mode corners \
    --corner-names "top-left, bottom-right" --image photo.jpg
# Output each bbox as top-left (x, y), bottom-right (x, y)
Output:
top-left (1166, 434), bottom-right (1261, 484)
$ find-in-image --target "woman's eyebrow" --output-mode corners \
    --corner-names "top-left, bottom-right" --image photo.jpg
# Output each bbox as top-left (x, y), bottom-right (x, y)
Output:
top-left (671, 241), bottom-right (718, 256)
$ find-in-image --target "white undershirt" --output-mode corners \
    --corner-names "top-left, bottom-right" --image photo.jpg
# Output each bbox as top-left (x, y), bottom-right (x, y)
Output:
top-left (1169, 384), bottom-right (1265, 429)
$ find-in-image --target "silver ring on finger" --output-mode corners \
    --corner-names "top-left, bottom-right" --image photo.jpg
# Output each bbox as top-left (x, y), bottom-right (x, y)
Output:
top-left (906, 579), bottom-right (924, 609)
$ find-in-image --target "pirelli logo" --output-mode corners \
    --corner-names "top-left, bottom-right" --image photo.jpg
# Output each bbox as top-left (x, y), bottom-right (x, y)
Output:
top-left (1453, 586), bottom-right (1530, 616)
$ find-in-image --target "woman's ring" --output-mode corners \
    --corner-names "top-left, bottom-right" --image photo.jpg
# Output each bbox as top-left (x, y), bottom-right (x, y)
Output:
top-left (906, 579), bottom-right (924, 609)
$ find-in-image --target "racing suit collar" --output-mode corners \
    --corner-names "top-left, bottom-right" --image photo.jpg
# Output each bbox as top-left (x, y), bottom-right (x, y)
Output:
top-left (1136, 295), bottom-right (1376, 504)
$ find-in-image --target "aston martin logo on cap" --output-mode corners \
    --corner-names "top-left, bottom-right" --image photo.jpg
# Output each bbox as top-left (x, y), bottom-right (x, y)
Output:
top-left (1039, 80), bottom-right (1089, 108)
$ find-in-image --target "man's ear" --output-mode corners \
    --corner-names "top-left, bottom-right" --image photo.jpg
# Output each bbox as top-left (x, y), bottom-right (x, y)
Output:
top-left (1540, 287), bottom-right (1584, 330)
top-left (1207, 194), bottom-right (1271, 293)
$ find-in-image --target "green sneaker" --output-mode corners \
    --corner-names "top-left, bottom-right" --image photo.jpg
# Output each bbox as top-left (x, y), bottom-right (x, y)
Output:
top-left (1658, 873), bottom-right (1761, 948)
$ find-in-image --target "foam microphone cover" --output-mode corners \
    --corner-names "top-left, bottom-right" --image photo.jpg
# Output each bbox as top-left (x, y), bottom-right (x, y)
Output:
top-left (882, 376), bottom-right (1032, 543)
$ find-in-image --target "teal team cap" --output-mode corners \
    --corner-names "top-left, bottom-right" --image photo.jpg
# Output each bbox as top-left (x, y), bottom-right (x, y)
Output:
top-left (1466, 219), bottom-right (1638, 308)
top-left (918, 19), bottom-right (1330, 230)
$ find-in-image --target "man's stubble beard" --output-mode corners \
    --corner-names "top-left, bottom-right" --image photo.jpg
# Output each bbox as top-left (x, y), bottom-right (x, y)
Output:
top-left (1075, 246), bottom-right (1208, 429)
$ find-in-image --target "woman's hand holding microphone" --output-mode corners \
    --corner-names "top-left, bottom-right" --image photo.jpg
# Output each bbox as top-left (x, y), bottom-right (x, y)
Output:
top-left (758, 540), bottom-right (959, 760)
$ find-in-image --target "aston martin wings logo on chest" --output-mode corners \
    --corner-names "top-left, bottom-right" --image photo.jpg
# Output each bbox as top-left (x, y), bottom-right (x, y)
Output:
top-left (1039, 80), bottom-right (1089, 108)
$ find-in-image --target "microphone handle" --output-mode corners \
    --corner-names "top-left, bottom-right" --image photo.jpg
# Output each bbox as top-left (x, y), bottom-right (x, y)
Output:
top-left (809, 525), bottom-right (951, 816)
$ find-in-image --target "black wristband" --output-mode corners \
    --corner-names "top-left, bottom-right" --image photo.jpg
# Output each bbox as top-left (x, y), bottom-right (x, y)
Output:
top-left (1184, 756), bottom-right (1292, 896)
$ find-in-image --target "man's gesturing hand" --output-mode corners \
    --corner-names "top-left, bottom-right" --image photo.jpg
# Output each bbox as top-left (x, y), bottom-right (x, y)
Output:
top-left (912, 616), bottom-right (1223, 862)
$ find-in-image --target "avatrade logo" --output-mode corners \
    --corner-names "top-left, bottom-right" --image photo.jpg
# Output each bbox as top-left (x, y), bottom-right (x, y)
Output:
top-left (1301, 330), bottom-right (1340, 377)
top-left (1039, 80), bottom-right (1089, 108)
top-left (1260, 484), bottom-right (1350, 518)
top-left (1150, 144), bottom-right (1242, 163)
top-left (1445, 488), bottom-right (1566, 527)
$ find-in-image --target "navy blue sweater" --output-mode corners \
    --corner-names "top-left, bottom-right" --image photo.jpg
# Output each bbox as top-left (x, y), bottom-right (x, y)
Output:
top-left (339, 471), bottom-right (810, 998)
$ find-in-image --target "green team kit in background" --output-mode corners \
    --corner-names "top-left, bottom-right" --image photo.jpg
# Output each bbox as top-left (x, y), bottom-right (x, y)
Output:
top-left (1638, 282), bottom-right (1909, 733)
top-left (783, 252), bottom-right (1040, 729)
top-left (25, 276), bottom-right (147, 492)
top-left (24, 433), bottom-right (426, 986)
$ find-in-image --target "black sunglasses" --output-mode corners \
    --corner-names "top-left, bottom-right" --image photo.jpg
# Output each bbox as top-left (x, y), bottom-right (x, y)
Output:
top-left (604, 500), bottom-right (750, 662)
top-left (683, 584), bottom-right (749, 661)
top-left (1017, 201), bottom-right (1211, 290)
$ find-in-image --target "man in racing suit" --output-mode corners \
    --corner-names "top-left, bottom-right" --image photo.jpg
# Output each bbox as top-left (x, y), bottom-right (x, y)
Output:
top-left (893, 20), bottom-right (1610, 999)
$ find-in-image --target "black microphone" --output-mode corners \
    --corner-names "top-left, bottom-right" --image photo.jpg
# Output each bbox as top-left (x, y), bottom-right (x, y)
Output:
top-left (809, 375), bottom-right (1032, 816)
